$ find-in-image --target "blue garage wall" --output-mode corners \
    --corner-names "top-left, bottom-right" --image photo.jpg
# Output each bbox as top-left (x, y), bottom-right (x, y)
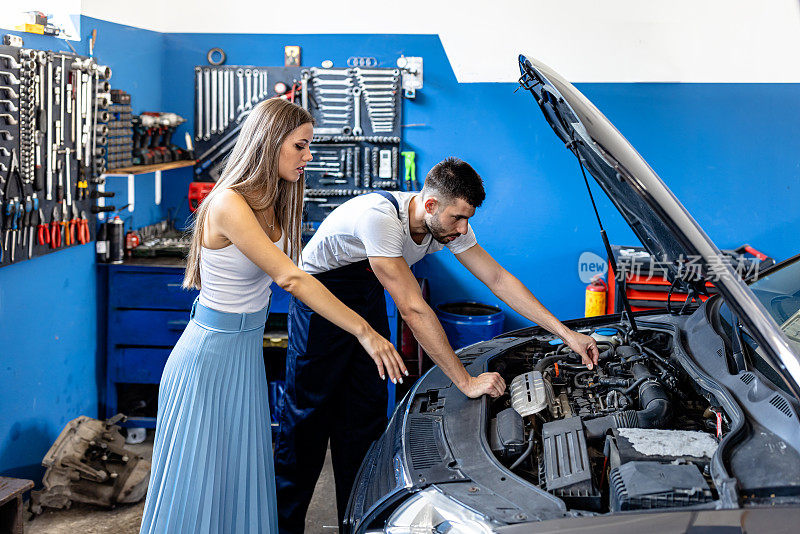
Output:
top-left (1, 24), bottom-right (797, 481)
top-left (0, 17), bottom-right (165, 481)
top-left (158, 33), bottom-right (799, 329)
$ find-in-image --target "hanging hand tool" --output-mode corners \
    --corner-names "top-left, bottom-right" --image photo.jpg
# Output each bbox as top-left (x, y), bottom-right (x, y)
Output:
top-left (36, 207), bottom-right (49, 247)
top-left (61, 201), bottom-right (70, 247)
top-left (195, 67), bottom-right (202, 141)
top-left (211, 67), bottom-right (217, 134)
top-left (50, 205), bottom-right (61, 248)
top-left (26, 195), bottom-right (38, 258)
top-left (401, 151), bottom-right (417, 190)
top-left (56, 157), bottom-right (64, 202)
top-left (2, 200), bottom-right (17, 261)
top-left (76, 209), bottom-right (90, 245)
top-left (21, 195), bottom-right (32, 251)
top-left (46, 53), bottom-right (53, 200)
top-left (65, 147), bottom-right (72, 206)
top-left (69, 204), bottom-right (80, 244)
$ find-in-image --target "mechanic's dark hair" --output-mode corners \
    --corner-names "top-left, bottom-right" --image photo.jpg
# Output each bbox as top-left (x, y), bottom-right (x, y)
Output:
top-left (422, 157), bottom-right (485, 208)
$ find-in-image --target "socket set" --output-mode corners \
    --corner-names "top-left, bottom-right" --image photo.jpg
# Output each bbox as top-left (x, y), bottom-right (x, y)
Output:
top-left (302, 140), bottom-right (402, 233)
top-left (0, 44), bottom-right (112, 268)
top-left (106, 89), bottom-right (133, 170)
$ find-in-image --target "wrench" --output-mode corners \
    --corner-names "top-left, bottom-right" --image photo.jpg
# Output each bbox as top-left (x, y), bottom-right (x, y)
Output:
top-left (195, 67), bottom-right (202, 140)
top-left (211, 67), bottom-right (217, 134)
top-left (0, 71), bottom-right (21, 85)
top-left (352, 88), bottom-right (363, 136)
top-left (244, 69), bottom-right (252, 109)
top-left (218, 69), bottom-right (225, 131)
top-left (360, 84), bottom-right (397, 90)
top-left (319, 104), bottom-right (352, 112)
top-left (316, 96), bottom-right (350, 104)
top-left (310, 68), bottom-right (353, 76)
top-left (362, 90), bottom-right (396, 96)
top-left (204, 68), bottom-right (211, 140)
top-left (262, 71), bottom-right (268, 99)
top-left (236, 69), bottom-right (244, 112)
top-left (0, 85), bottom-right (18, 99)
top-left (252, 69), bottom-right (260, 103)
top-left (354, 68), bottom-right (400, 76)
top-left (313, 78), bottom-right (353, 86)
top-left (229, 70), bottom-right (235, 120)
top-left (315, 87), bottom-right (353, 95)
top-left (301, 70), bottom-right (310, 110)
top-left (222, 70), bottom-right (228, 130)
top-left (356, 76), bottom-right (397, 83)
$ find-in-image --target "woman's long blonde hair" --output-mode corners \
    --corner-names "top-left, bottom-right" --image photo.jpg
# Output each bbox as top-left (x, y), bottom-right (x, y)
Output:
top-left (183, 98), bottom-right (314, 289)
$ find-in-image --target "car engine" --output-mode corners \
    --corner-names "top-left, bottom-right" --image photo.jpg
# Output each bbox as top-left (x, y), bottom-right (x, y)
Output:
top-left (488, 325), bottom-right (726, 514)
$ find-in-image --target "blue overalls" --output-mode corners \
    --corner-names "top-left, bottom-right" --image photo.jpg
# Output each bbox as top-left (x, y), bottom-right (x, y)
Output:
top-left (274, 192), bottom-right (399, 533)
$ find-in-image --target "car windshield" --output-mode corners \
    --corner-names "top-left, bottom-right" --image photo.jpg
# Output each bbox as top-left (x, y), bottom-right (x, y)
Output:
top-left (718, 255), bottom-right (800, 392)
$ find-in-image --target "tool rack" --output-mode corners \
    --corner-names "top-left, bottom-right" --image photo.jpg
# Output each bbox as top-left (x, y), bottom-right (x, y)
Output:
top-left (0, 44), bottom-right (112, 268)
top-left (192, 64), bottom-right (406, 237)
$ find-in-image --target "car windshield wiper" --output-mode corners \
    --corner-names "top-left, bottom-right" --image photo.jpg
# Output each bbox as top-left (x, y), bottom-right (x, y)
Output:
top-left (730, 313), bottom-right (748, 373)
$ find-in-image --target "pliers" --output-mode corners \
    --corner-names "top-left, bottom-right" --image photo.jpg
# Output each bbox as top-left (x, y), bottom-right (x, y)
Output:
top-left (77, 210), bottom-right (90, 245)
top-left (61, 201), bottom-right (70, 247)
top-left (36, 207), bottom-right (49, 247)
top-left (69, 204), bottom-right (90, 245)
top-left (50, 205), bottom-right (61, 248)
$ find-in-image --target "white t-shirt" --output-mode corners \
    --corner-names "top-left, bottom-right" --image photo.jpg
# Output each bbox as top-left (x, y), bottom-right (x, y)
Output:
top-left (301, 191), bottom-right (478, 274)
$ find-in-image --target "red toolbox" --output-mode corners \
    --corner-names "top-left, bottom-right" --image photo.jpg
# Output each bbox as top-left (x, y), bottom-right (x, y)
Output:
top-left (606, 245), bottom-right (773, 314)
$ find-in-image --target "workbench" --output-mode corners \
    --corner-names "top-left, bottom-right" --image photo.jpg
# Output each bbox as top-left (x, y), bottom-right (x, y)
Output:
top-left (99, 257), bottom-right (399, 428)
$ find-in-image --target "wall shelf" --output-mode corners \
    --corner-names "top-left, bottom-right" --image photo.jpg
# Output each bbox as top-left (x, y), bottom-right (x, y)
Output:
top-left (105, 160), bottom-right (195, 175)
top-left (99, 160), bottom-right (196, 216)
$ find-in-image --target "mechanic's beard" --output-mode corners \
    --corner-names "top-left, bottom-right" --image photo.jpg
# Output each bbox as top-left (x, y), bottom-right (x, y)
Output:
top-left (426, 215), bottom-right (458, 244)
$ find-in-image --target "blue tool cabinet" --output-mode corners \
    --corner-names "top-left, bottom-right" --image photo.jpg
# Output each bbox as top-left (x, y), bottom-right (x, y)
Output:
top-left (99, 259), bottom-right (399, 428)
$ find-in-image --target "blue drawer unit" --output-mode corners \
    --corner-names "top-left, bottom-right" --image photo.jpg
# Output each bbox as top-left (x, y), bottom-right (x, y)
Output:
top-left (101, 261), bottom-right (200, 428)
top-left (100, 259), bottom-right (399, 428)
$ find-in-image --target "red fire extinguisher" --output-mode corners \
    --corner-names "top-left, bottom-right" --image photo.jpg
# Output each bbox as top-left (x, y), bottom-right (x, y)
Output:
top-left (585, 275), bottom-right (607, 317)
top-left (125, 230), bottom-right (140, 256)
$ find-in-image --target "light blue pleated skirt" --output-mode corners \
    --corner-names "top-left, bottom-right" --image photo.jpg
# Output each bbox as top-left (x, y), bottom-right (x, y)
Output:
top-left (139, 298), bottom-right (278, 534)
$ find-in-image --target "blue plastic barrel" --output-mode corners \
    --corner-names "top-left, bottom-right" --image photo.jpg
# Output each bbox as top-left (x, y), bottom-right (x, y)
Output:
top-left (435, 301), bottom-right (505, 350)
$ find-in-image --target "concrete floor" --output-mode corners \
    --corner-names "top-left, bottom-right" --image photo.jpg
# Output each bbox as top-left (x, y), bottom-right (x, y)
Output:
top-left (24, 432), bottom-right (339, 534)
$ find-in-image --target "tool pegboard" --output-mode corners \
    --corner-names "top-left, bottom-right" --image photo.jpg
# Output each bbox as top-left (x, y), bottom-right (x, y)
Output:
top-left (193, 64), bottom-right (407, 237)
top-left (0, 44), bottom-right (111, 268)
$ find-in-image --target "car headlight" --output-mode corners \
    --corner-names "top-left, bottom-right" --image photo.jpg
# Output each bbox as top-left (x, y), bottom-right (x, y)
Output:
top-left (383, 487), bottom-right (496, 533)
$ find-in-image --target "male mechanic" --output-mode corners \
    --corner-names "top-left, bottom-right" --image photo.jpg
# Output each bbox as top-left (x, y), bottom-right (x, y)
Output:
top-left (274, 157), bottom-right (599, 532)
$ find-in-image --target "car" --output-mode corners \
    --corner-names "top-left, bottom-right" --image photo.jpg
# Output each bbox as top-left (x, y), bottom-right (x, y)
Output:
top-left (342, 55), bottom-right (800, 533)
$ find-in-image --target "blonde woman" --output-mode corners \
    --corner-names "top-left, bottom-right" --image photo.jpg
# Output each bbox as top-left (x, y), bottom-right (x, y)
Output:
top-left (139, 99), bottom-right (406, 534)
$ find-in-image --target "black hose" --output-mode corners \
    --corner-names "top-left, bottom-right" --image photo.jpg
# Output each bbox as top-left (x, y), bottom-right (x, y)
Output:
top-left (510, 432), bottom-right (535, 470)
top-left (582, 363), bottom-right (671, 439)
top-left (534, 354), bottom-right (575, 374)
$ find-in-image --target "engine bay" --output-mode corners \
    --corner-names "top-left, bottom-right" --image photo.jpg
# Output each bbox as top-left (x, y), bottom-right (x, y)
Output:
top-left (488, 323), bottom-right (728, 514)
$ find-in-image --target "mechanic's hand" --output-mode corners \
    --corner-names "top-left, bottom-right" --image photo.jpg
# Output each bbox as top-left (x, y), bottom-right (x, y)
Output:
top-left (357, 328), bottom-right (409, 384)
top-left (458, 372), bottom-right (506, 399)
top-left (563, 330), bottom-right (599, 370)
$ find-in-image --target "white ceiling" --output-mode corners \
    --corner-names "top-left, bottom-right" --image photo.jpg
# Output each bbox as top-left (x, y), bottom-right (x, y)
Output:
top-left (80, 0), bottom-right (800, 82)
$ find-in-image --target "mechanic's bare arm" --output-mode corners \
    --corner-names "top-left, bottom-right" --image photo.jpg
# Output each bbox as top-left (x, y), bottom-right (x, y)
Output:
top-left (456, 244), bottom-right (599, 368)
top-left (368, 256), bottom-right (506, 398)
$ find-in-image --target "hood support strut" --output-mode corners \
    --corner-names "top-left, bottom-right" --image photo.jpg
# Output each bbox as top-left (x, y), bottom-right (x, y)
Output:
top-left (574, 145), bottom-right (638, 333)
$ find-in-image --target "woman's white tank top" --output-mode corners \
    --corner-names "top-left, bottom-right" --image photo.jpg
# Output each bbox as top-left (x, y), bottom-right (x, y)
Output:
top-left (198, 232), bottom-right (286, 313)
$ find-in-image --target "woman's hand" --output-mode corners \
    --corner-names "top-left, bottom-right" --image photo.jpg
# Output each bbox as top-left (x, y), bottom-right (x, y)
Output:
top-left (357, 328), bottom-right (409, 383)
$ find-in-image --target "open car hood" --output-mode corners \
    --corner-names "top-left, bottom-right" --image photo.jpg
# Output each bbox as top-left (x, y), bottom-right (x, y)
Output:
top-left (518, 54), bottom-right (800, 398)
